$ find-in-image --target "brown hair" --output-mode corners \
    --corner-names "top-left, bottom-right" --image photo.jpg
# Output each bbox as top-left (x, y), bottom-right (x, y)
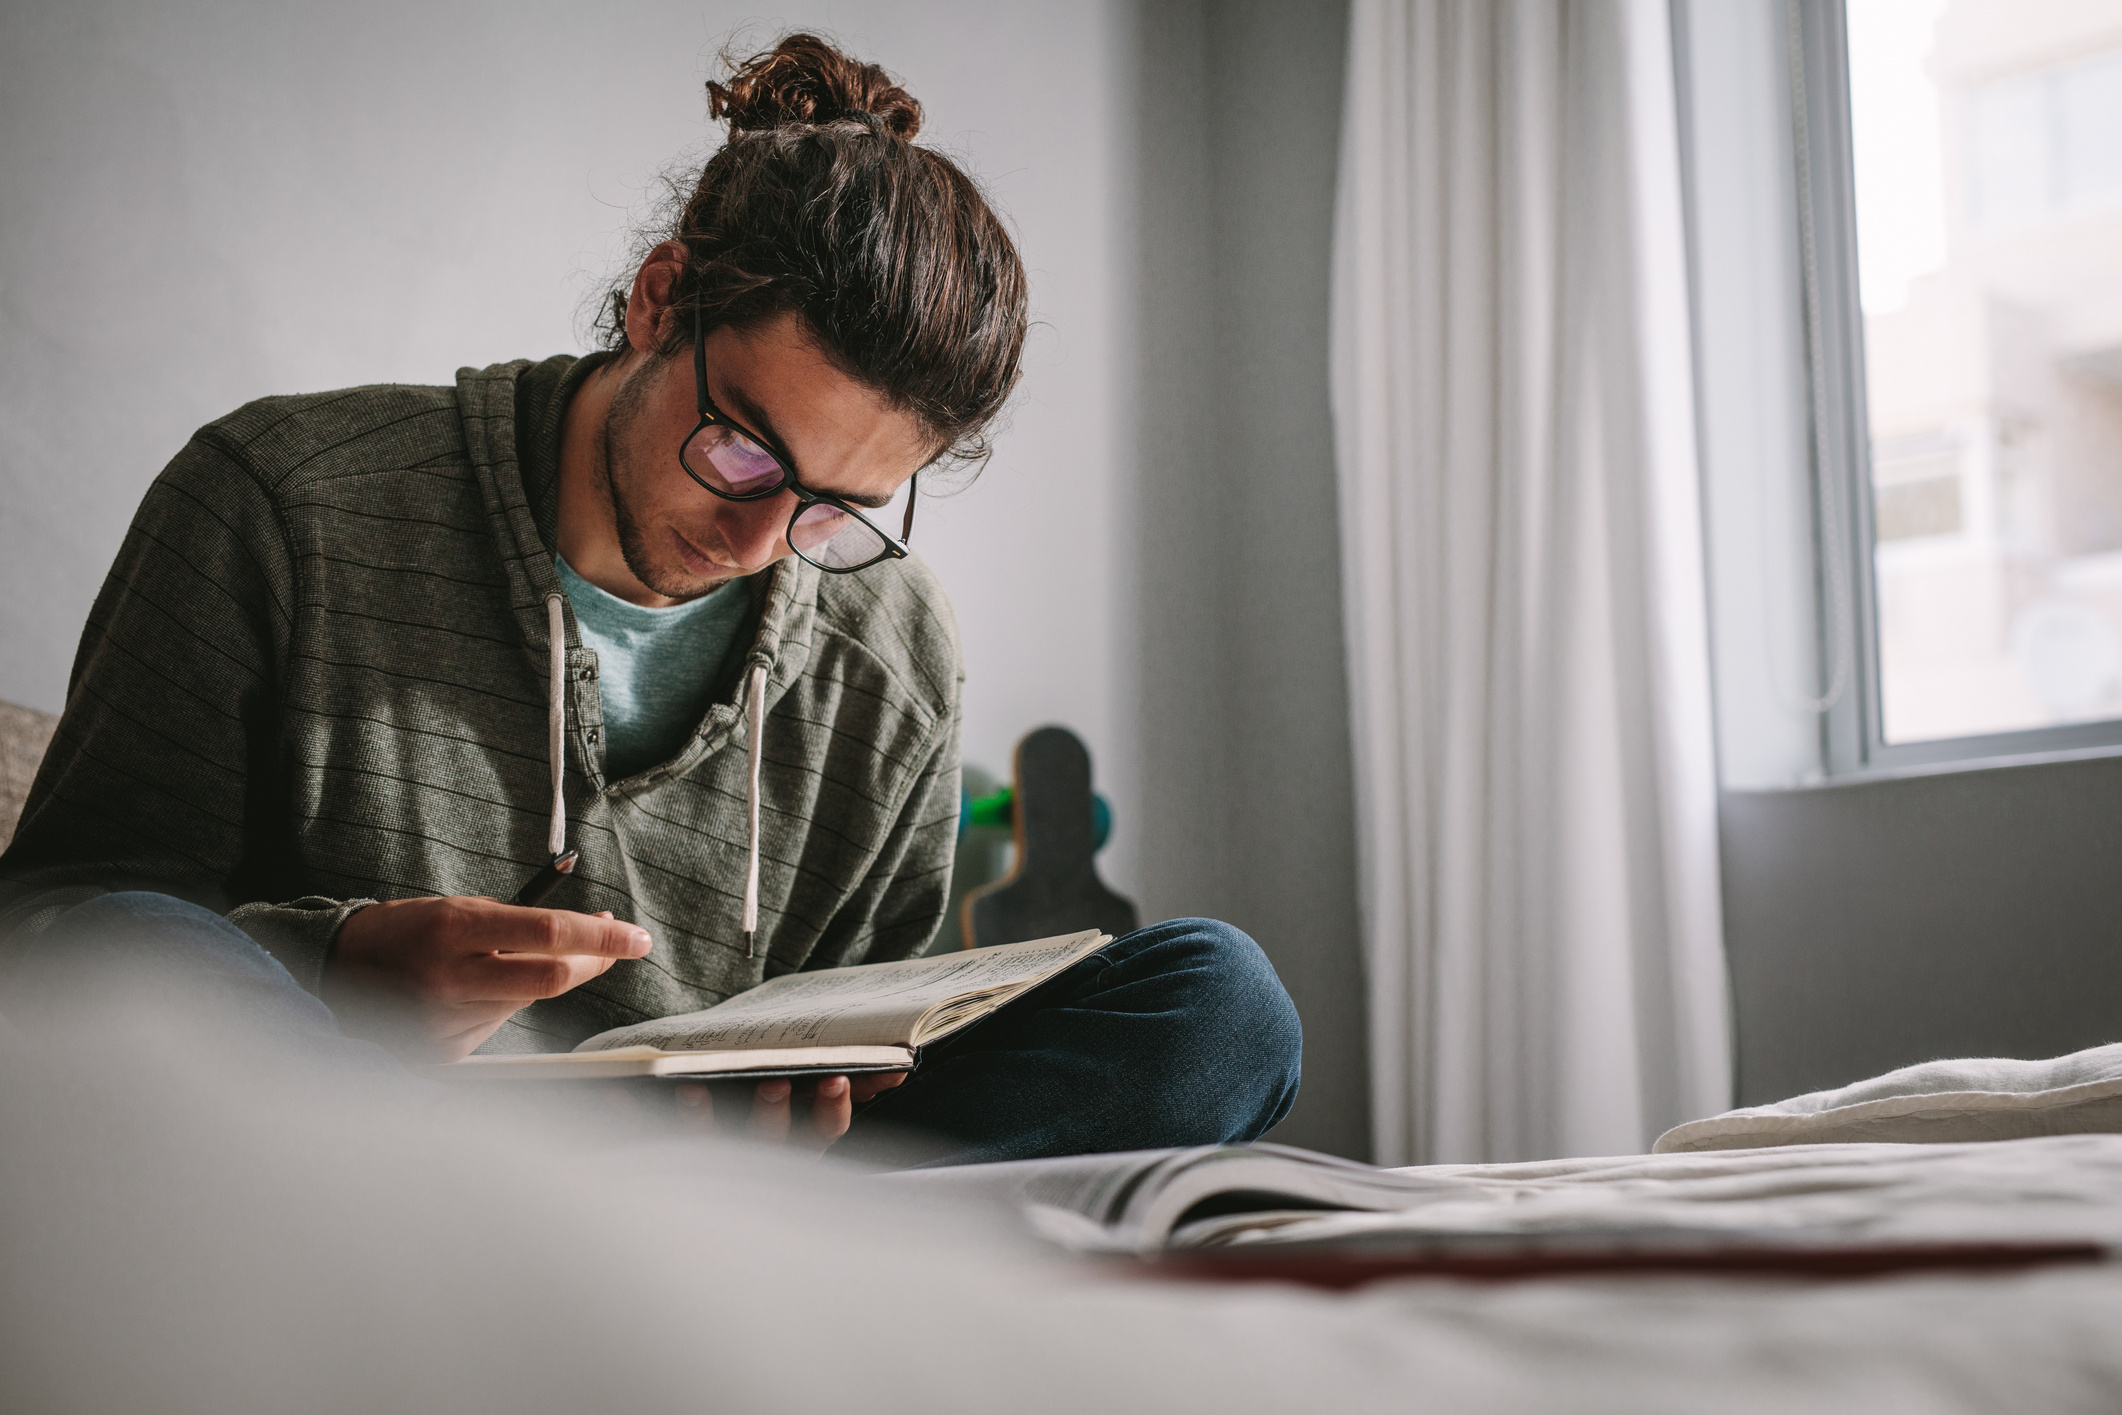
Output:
top-left (601, 33), bottom-right (1028, 473)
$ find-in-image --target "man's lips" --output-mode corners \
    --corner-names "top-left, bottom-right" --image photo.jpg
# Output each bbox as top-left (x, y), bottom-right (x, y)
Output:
top-left (669, 527), bottom-right (737, 578)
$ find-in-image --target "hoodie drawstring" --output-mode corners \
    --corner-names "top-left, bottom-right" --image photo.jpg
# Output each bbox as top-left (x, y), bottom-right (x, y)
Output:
top-left (507, 593), bottom-right (579, 908)
top-left (545, 594), bottom-right (569, 860)
top-left (743, 661), bottom-right (766, 959)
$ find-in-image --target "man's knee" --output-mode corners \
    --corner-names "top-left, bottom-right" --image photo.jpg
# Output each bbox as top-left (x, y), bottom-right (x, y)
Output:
top-left (1165, 917), bottom-right (1299, 1053)
top-left (1114, 916), bottom-right (1303, 1135)
top-left (40, 892), bottom-right (280, 978)
top-left (14, 891), bottom-right (315, 1026)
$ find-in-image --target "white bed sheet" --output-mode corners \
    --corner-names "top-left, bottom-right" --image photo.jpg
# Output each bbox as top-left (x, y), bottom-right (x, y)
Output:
top-left (1237, 1131), bottom-right (2122, 1248)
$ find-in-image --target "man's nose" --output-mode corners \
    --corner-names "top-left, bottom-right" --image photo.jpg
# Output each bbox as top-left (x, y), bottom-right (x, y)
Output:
top-left (715, 493), bottom-right (793, 569)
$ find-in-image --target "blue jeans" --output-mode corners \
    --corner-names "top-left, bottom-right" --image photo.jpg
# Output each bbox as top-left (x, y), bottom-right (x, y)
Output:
top-left (4, 895), bottom-right (1301, 1166)
top-left (5, 891), bottom-right (402, 1074)
top-left (841, 917), bottom-right (1303, 1165)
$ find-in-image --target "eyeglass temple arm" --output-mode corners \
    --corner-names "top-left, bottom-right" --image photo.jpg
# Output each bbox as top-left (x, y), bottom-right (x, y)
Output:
top-left (901, 473), bottom-right (917, 543)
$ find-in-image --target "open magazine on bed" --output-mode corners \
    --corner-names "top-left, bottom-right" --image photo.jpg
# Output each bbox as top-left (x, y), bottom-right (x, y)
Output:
top-left (890, 1143), bottom-right (2109, 1279)
top-left (433, 930), bottom-right (1110, 1082)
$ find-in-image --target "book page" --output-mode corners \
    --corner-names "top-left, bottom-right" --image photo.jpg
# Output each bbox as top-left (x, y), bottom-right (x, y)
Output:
top-left (435, 1045), bottom-right (915, 1082)
top-left (574, 930), bottom-right (1108, 1054)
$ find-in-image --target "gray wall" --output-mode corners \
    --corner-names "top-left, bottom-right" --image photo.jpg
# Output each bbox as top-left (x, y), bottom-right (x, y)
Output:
top-left (0, 0), bottom-right (1372, 1155)
top-left (1123, 0), bottom-right (1369, 1159)
top-left (1721, 756), bottom-right (2122, 1104)
top-left (1202, 0), bottom-right (1367, 1161)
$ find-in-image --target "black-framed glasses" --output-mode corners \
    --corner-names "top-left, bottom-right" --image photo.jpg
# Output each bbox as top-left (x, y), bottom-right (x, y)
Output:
top-left (677, 306), bottom-right (916, 574)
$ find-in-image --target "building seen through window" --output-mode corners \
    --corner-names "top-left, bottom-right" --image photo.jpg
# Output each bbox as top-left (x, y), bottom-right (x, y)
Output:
top-left (1851, 0), bottom-right (2122, 742)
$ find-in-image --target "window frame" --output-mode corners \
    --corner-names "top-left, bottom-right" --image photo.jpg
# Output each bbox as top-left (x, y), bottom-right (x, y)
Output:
top-left (1792, 0), bottom-right (2122, 775)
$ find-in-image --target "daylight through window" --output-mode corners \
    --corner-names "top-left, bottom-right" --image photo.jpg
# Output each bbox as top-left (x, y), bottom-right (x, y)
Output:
top-left (1849, 0), bottom-right (2122, 743)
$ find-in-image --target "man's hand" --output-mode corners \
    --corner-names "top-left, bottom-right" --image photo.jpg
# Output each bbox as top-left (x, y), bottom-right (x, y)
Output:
top-left (327, 896), bottom-right (653, 1062)
top-left (673, 1072), bottom-right (906, 1154)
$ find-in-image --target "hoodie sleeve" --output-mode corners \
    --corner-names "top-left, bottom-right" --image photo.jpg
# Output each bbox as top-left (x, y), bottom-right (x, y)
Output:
top-left (0, 434), bottom-right (373, 993)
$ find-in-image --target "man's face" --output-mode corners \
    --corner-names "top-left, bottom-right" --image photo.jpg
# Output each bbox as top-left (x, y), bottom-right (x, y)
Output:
top-left (596, 311), bottom-right (931, 601)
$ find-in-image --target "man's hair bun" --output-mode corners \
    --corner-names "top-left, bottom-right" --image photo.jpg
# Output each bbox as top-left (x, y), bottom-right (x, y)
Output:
top-left (708, 33), bottom-right (923, 141)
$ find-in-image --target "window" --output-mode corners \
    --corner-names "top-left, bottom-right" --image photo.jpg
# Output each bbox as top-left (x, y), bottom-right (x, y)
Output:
top-left (1846, 0), bottom-right (2122, 757)
top-left (1675, 0), bottom-right (2122, 783)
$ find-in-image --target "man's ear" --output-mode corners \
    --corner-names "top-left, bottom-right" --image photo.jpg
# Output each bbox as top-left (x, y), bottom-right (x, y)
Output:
top-left (624, 241), bottom-right (690, 355)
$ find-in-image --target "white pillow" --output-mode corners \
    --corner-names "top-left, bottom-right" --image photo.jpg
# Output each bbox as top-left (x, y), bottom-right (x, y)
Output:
top-left (1653, 1042), bottom-right (2122, 1153)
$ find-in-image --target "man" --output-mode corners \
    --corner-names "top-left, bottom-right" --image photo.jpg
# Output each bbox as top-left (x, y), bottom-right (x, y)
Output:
top-left (0, 35), bottom-right (1300, 1162)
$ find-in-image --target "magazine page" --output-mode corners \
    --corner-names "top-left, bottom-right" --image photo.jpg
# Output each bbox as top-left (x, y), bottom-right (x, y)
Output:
top-left (882, 1149), bottom-right (1184, 1248)
top-left (891, 1143), bottom-right (1463, 1252)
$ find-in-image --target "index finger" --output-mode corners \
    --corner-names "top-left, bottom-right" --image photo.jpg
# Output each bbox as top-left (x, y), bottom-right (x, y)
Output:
top-left (470, 903), bottom-right (653, 960)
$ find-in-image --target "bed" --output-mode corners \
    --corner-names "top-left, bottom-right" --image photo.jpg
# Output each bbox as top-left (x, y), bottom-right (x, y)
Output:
top-left (5, 1003), bottom-right (2121, 1414)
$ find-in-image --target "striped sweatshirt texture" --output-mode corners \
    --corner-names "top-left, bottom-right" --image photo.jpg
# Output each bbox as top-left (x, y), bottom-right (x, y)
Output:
top-left (0, 355), bottom-right (964, 1051)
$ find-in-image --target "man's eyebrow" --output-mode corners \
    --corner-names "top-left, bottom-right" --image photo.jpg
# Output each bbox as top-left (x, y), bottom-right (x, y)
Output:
top-left (721, 381), bottom-right (894, 509)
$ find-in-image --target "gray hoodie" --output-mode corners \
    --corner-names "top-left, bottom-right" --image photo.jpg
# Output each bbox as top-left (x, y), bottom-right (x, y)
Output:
top-left (0, 354), bottom-right (963, 1051)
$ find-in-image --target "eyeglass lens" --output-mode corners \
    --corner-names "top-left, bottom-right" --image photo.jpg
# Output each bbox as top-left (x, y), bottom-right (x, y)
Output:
top-left (686, 422), bottom-right (786, 496)
top-left (792, 501), bottom-right (890, 570)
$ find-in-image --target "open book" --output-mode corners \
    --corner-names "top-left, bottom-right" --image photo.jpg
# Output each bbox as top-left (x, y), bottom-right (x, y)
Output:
top-left (438, 930), bottom-right (1111, 1082)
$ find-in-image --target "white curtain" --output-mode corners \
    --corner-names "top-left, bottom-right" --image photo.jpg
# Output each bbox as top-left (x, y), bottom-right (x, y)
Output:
top-left (1331, 0), bottom-right (1731, 1165)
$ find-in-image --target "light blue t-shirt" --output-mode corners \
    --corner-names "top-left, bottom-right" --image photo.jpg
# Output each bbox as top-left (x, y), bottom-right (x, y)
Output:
top-left (554, 555), bottom-right (752, 779)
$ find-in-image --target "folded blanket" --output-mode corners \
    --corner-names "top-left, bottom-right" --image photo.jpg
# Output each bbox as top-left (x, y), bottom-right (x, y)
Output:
top-left (1655, 1042), bottom-right (2122, 1153)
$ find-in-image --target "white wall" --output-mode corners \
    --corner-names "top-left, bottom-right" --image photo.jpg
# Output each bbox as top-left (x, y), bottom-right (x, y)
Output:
top-left (0, 0), bottom-right (1147, 881)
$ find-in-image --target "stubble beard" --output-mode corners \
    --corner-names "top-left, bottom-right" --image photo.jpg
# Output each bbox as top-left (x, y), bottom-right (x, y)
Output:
top-left (597, 355), bottom-right (721, 603)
